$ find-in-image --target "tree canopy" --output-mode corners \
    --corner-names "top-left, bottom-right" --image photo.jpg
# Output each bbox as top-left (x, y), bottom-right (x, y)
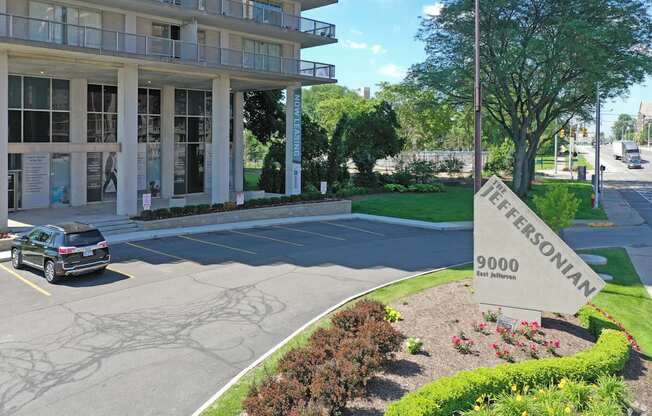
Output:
top-left (611, 114), bottom-right (637, 141)
top-left (411, 0), bottom-right (652, 195)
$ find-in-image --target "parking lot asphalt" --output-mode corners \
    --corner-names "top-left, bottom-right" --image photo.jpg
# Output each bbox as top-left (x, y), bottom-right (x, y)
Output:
top-left (0, 219), bottom-right (473, 416)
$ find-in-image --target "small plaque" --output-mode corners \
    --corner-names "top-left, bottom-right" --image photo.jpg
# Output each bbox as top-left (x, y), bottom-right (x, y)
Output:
top-left (236, 192), bottom-right (245, 206)
top-left (142, 193), bottom-right (152, 211)
top-left (497, 315), bottom-right (518, 332)
top-left (320, 181), bottom-right (327, 195)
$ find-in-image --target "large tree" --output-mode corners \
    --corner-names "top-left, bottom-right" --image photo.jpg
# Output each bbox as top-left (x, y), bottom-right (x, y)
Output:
top-left (244, 90), bottom-right (285, 144)
top-left (611, 114), bottom-right (637, 141)
top-left (412, 0), bottom-right (652, 195)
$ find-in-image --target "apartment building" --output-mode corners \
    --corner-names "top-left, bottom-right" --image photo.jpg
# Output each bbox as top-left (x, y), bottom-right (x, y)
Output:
top-left (0, 0), bottom-right (337, 227)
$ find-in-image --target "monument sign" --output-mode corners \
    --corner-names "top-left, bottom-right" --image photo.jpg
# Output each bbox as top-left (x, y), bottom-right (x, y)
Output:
top-left (474, 176), bottom-right (605, 323)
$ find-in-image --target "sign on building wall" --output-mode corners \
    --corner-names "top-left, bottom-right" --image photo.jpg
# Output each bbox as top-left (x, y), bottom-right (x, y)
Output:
top-left (138, 144), bottom-right (147, 192)
top-left (22, 153), bottom-right (50, 209)
top-left (292, 88), bottom-right (302, 164)
top-left (87, 152), bottom-right (103, 203)
top-left (474, 176), bottom-right (605, 318)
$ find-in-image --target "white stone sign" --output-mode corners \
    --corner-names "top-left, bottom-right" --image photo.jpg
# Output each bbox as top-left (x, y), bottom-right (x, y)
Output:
top-left (142, 193), bottom-right (152, 211)
top-left (22, 153), bottom-right (50, 209)
top-left (474, 176), bottom-right (605, 320)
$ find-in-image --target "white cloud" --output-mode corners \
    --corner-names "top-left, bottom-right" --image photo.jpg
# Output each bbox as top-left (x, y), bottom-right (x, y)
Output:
top-left (371, 44), bottom-right (387, 55)
top-left (343, 40), bottom-right (368, 49)
top-left (423, 3), bottom-right (444, 17)
top-left (378, 64), bottom-right (407, 79)
top-left (350, 28), bottom-right (364, 36)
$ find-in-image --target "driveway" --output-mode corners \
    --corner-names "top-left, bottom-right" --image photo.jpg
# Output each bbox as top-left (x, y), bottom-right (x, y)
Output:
top-left (0, 219), bottom-right (473, 416)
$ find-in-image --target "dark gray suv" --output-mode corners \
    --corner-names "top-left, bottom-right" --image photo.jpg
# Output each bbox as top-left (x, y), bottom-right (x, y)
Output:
top-left (11, 223), bottom-right (110, 283)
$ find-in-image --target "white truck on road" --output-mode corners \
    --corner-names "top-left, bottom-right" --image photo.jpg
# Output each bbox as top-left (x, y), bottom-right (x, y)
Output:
top-left (612, 140), bottom-right (642, 169)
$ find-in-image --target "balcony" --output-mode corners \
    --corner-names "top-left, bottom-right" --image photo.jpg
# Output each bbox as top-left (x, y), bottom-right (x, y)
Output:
top-left (0, 14), bottom-right (336, 81)
top-left (146, 0), bottom-right (335, 39)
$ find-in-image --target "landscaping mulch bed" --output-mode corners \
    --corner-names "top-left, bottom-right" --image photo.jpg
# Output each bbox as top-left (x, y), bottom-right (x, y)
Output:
top-left (345, 279), bottom-right (652, 415)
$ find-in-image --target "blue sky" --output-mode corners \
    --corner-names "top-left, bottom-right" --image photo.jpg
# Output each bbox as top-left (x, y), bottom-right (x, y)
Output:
top-left (302, 0), bottom-right (652, 134)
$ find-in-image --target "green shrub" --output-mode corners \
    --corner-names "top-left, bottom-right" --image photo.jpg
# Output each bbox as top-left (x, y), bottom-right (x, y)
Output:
top-left (384, 306), bottom-right (403, 323)
top-left (196, 204), bottom-right (211, 214)
top-left (577, 307), bottom-right (621, 339)
top-left (438, 155), bottom-right (465, 176)
top-left (407, 183), bottom-right (445, 193)
top-left (140, 210), bottom-right (153, 220)
top-left (153, 208), bottom-right (170, 219)
top-left (532, 184), bottom-right (580, 234)
top-left (170, 207), bottom-right (184, 216)
top-left (335, 186), bottom-right (370, 198)
top-left (384, 330), bottom-right (630, 416)
top-left (212, 203), bottom-right (225, 211)
top-left (384, 184), bottom-right (408, 193)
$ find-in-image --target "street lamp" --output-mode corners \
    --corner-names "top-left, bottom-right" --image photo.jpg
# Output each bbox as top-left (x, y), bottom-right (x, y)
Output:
top-left (473, 0), bottom-right (482, 193)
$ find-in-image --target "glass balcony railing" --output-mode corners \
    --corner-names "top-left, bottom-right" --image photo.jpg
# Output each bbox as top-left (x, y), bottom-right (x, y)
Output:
top-left (0, 13), bottom-right (336, 80)
top-left (155, 0), bottom-right (336, 39)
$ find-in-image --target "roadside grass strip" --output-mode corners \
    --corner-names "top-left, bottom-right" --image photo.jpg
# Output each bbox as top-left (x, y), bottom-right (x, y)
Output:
top-left (0, 263), bottom-right (52, 297)
top-left (197, 265), bottom-right (473, 416)
top-left (580, 247), bottom-right (652, 358)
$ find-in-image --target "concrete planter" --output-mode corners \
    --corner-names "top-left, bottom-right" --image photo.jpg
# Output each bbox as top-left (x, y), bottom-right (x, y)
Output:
top-left (136, 200), bottom-right (352, 231)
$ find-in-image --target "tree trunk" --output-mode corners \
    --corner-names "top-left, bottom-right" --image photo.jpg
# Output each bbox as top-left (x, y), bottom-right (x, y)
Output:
top-left (512, 139), bottom-right (530, 196)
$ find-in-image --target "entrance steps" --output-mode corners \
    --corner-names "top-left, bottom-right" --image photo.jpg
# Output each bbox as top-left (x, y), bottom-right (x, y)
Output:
top-left (82, 216), bottom-right (141, 236)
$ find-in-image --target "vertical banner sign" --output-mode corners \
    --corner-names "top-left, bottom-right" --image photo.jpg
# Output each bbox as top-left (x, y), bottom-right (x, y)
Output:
top-left (292, 88), bottom-right (302, 194)
top-left (22, 153), bottom-right (50, 209)
top-left (474, 176), bottom-right (605, 320)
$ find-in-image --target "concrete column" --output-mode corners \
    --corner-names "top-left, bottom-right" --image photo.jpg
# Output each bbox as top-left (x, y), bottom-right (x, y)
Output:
top-left (285, 85), bottom-right (302, 195)
top-left (161, 86), bottom-right (175, 199)
top-left (125, 13), bottom-right (138, 53)
top-left (0, 51), bottom-right (8, 229)
top-left (117, 65), bottom-right (139, 216)
top-left (211, 76), bottom-right (230, 204)
top-left (70, 78), bottom-right (87, 207)
top-left (233, 92), bottom-right (244, 193)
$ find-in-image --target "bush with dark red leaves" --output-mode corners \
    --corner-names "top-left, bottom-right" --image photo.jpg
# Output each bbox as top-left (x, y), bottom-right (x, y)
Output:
top-left (243, 300), bottom-right (404, 416)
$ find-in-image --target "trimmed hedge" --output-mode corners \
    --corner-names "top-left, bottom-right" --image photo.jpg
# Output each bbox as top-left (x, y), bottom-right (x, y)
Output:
top-left (384, 330), bottom-right (630, 416)
top-left (137, 193), bottom-right (329, 221)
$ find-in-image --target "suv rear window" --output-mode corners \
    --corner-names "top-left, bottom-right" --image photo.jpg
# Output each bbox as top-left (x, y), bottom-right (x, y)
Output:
top-left (65, 230), bottom-right (103, 246)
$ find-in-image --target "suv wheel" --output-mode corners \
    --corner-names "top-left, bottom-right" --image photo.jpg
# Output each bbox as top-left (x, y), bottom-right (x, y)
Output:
top-left (44, 260), bottom-right (59, 284)
top-left (11, 249), bottom-right (22, 269)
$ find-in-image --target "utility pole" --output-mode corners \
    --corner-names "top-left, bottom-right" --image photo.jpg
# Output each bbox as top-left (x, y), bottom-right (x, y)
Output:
top-left (594, 85), bottom-right (601, 209)
top-left (473, 0), bottom-right (482, 193)
top-left (553, 133), bottom-right (558, 174)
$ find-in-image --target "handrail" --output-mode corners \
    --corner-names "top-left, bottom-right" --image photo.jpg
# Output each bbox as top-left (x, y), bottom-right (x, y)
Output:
top-left (152, 0), bottom-right (336, 38)
top-left (0, 13), bottom-right (335, 80)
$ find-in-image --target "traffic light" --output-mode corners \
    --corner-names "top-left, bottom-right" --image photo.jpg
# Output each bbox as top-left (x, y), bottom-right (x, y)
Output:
top-left (559, 129), bottom-right (565, 138)
top-left (582, 127), bottom-right (588, 138)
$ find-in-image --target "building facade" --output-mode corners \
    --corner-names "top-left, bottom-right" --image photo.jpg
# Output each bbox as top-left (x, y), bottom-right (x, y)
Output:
top-left (636, 101), bottom-right (652, 134)
top-left (0, 0), bottom-right (337, 227)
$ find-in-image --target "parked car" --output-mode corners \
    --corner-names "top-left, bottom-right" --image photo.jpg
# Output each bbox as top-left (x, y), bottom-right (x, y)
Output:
top-left (11, 223), bottom-right (110, 283)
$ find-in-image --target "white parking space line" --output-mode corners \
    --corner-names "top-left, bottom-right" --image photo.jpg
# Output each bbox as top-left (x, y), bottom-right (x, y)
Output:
top-left (322, 221), bottom-right (385, 237)
top-left (0, 263), bottom-right (52, 297)
top-left (273, 225), bottom-right (346, 241)
top-left (126, 242), bottom-right (192, 262)
top-left (636, 189), bottom-right (652, 204)
top-left (229, 230), bottom-right (304, 247)
top-left (178, 235), bottom-right (257, 255)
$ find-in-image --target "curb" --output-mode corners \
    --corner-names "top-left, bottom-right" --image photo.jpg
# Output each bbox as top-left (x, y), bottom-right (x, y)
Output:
top-left (189, 261), bottom-right (472, 416)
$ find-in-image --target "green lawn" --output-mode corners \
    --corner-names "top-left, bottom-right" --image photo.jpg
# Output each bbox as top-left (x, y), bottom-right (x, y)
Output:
top-left (352, 180), bottom-right (606, 223)
top-left (200, 265), bottom-right (473, 416)
top-left (583, 248), bottom-right (652, 358)
top-left (535, 154), bottom-right (593, 172)
top-left (244, 168), bottom-right (261, 191)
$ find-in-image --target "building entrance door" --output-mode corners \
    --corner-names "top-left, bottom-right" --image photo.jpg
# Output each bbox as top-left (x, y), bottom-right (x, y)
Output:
top-left (8, 171), bottom-right (20, 211)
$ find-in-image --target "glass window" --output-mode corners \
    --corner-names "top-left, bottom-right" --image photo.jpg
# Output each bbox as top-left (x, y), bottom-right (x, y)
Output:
top-left (188, 117), bottom-right (203, 142)
top-left (175, 90), bottom-right (187, 115)
top-left (149, 116), bottom-right (161, 142)
top-left (23, 111), bottom-right (51, 142)
top-left (138, 116), bottom-right (148, 143)
top-left (174, 144), bottom-right (186, 195)
top-left (103, 86), bottom-right (118, 113)
top-left (87, 84), bottom-right (102, 112)
top-left (205, 92), bottom-right (212, 117)
top-left (188, 90), bottom-right (204, 116)
top-left (87, 113), bottom-right (103, 143)
top-left (149, 89), bottom-right (161, 115)
top-left (187, 144), bottom-right (205, 194)
top-left (138, 88), bottom-right (148, 114)
top-left (52, 112), bottom-right (70, 142)
top-left (103, 114), bottom-right (118, 142)
top-left (175, 117), bottom-right (187, 142)
top-left (52, 79), bottom-right (69, 111)
top-left (9, 76), bottom-right (21, 109)
top-left (151, 23), bottom-right (170, 39)
top-left (9, 111), bottom-right (21, 143)
top-left (23, 77), bottom-right (50, 110)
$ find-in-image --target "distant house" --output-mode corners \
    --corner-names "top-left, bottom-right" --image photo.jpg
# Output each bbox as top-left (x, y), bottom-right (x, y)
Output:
top-left (636, 101), bottom-right (652, 133)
